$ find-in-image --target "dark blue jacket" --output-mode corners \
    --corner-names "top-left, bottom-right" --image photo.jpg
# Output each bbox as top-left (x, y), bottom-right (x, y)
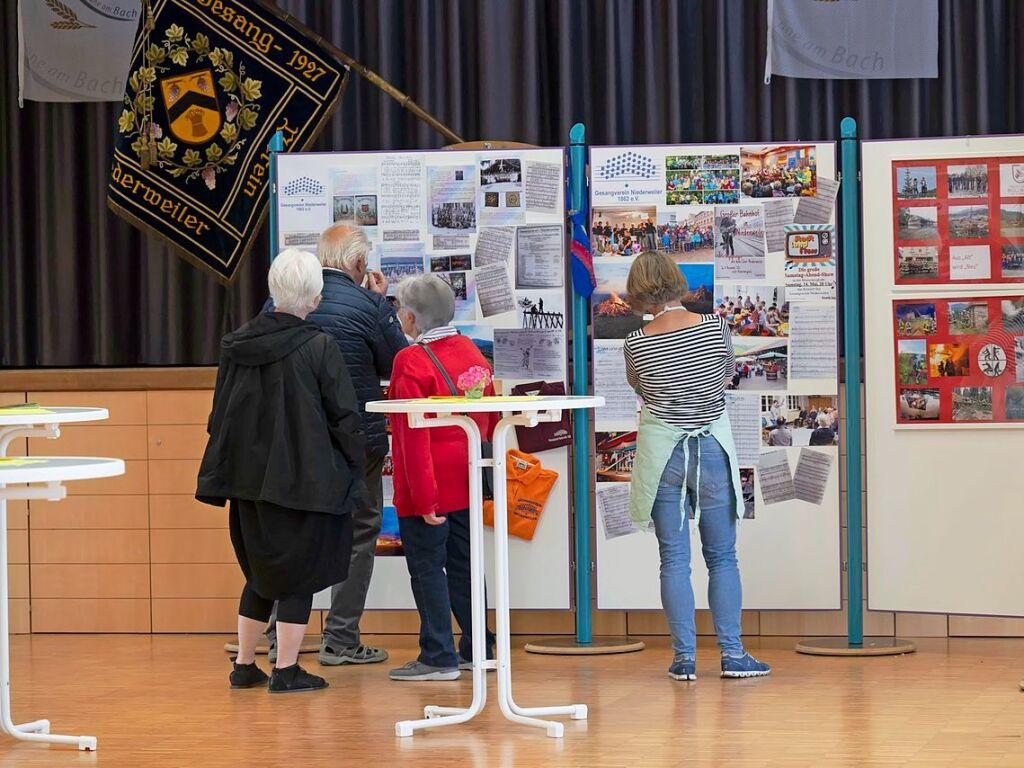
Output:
top-left (264, 269), bottom-right (407, 459)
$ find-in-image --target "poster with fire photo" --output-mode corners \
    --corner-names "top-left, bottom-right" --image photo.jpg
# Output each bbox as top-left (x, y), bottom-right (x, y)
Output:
top-left (892, 295), bottom-right (1024, 425)
top-left (892, 156), bottom-right (1024, 286)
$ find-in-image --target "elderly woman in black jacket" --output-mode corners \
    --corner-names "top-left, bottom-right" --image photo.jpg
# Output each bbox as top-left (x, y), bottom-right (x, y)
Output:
top-left (197, 249), bottom-right (366, 694)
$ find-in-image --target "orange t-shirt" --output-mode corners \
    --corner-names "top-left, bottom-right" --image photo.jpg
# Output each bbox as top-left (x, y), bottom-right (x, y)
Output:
top-left (483, 449), bottom-right (558, 541)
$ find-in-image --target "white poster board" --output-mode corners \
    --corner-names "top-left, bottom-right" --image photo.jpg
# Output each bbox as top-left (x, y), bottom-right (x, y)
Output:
top-left (275, 148), bottom-right (571, 610)
top-left (589, 142), bottom-right (841, 610)
top-left (862, 135), bottom-right (1024, 616)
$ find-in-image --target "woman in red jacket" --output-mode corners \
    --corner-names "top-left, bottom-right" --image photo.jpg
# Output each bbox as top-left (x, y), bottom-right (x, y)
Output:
top-left (387, 274), bottom-right (497, 681)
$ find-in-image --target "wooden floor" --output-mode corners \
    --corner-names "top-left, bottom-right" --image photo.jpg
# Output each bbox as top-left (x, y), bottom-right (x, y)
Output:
top-left (2, 634), bottom-right (1023, 767)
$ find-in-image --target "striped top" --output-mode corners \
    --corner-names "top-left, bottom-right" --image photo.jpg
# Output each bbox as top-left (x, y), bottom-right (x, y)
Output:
top-left (623, 314), bottom-right (735, 430)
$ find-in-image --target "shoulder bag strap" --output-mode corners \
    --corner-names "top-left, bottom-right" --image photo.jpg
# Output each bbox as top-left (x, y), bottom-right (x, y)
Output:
top-left (417, 342), bottom-right (458, 395)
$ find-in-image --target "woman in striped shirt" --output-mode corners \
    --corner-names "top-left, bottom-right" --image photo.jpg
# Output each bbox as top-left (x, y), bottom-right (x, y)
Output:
top-left (623, 251), bottom-right (770, 682)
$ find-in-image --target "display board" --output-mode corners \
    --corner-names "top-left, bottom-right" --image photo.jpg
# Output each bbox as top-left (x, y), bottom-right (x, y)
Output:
top-left (588, 142), bottom-right (841, 610)
top-left (274, 148), bottom-right (572, 610)
top-left (863, 135), bottom-right (1024, 616)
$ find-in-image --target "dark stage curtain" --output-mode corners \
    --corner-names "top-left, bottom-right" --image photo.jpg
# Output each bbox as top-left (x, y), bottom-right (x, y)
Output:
top-left (2, 0), bottom-right (1021, 367)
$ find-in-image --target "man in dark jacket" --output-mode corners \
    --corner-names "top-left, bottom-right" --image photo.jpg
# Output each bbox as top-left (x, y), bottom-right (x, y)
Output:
top-left (265, 223), bottom-right (408, 667)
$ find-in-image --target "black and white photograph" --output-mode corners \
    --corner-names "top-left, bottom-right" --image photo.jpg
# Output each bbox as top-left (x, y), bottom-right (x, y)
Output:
top-left (947, 164), bottom-right (989, 197)
top-left (517, 293), bottom-right (565, 330)
top-left (479, 157), bottom-right (522, 188)
top-left (1002, 298), bottom-right (1024, 334)
top-left (430, 201), bottom-right (476, 232)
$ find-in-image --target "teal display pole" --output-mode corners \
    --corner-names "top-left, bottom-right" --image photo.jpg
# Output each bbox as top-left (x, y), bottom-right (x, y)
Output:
top-left (267, 131), bottom-right (285, 262)
top-left (525, 124), bottom-right (644, 656)
top-left (796, 118), bottom-right (914, 657)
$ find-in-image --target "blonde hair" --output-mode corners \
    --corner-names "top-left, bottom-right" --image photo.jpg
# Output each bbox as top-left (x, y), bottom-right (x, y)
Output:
top-left (318, 223), bottom-right (370, 271)
top-left (625, 250), bottom-right (688, 313)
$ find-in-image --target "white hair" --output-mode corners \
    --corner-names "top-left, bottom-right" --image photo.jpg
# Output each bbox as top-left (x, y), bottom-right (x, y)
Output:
top-left (817, 413), bottom-right (830, 427)
top-left (268, 249), bottom-right (323, 315)
top-left (318, 223), bottom-right (371, 271)
top-left (394, 274), bottom-right (455, 333)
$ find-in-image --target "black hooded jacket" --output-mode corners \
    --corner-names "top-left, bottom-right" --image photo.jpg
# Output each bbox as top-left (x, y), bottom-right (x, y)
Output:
top-left (196, 312), bottom-right (366, 516)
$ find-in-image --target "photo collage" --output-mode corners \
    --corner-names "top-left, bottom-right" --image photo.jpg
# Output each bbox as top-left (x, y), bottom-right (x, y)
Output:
top-left (277, 149), bottom-right (573, 554)
top-left (892, 157), bottom-right (1024, 285)
top-left (893, 295), bottom-right (1024, 424)
top-left (590, 143), bottom-right (839, 530)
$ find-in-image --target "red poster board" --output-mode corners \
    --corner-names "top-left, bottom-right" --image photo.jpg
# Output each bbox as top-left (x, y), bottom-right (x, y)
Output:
top-left (892, 157), bottom-right (1024, 286)
top-left (892, 295), bottom-right (1024, 424)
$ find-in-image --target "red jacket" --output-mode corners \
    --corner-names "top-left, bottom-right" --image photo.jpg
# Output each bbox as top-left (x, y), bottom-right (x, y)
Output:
top-left (388, 336), bottom-right (497, 517)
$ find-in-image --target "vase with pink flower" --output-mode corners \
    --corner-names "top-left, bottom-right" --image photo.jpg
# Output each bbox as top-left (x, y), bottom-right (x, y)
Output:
top-left (457, 366), bottom-right (492, 399)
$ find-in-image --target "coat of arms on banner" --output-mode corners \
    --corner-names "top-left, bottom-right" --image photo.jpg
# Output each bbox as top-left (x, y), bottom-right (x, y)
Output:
top-left (107, 0), bottom-right (347, 283)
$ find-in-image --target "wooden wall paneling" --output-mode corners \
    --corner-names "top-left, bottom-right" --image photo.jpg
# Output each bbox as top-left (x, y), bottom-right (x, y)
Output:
top-left (147, 391), bottom-right (214, 425)
top-left (360, 610), bottom-right (423, 635)
top-left (31, 529), bottom-right (150, 564)
top-left (626, 610), bottom-right (761, 636)
top-left (948, 616), bottom-right (1024, 637)
top-left (152, 599), bottom-right (321, 634)
top-left (31, 599), bottom-right (151, 633)
top-left (895, 613), bottom-right (949, 637)
top-left (6, 500), bottom-right (28, 530)
top-left (8, 529), bottom-right (28, 564)
top-left (65, 460), bottom-right (148, 496)
top-left (29, 391), bottom-right (148, 425)
top-left (148, 425), bottom-right (208, 460)
top-left (27, 425), bottom-right (148, 459)
top-left (31, 564), bottom-right (151, 599)
top-left (29, 495), bottom-right (149, 530)
top-left (150, 528), bottom-right (234, 563)
top-left (8, 564), bottom-right (29, 599)
top-left (759, 602), bottom-right (894, 637)
top-left (148, 460), bottom-right (201, 496)
top-left (9, 601), bottom-right (30, 634)
top-left (151, 564), bottom-right (243, 598)
top-left (150, 495), bottom-right (228, 529)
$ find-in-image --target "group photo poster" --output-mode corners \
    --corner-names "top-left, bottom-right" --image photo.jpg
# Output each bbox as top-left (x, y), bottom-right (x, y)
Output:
top-left (892, 156), bottom-right (1024, 286)
top-left (588, 141), bottom-right (840, 533)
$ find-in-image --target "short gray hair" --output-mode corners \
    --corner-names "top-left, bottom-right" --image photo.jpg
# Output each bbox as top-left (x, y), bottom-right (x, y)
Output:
top-left (318, 223), bottom-right (370, 271)
top-left (394, 274), bottom-right (455, 332)
top-left (269, 249), bottom-right (323, 314)
top-left (817, 413), bottom-right (830, 427)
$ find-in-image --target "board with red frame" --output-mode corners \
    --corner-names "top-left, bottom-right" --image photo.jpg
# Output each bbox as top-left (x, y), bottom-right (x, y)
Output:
top-left (892, 157), bottom-right (1024, 286)
top-left (892, 294), bottom-right (1024, 425)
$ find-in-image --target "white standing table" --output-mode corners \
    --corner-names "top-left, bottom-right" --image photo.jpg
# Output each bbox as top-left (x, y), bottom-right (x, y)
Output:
top-left (0, 407), bottom-right (124, 751)
top-left (366, 395), bottom-right (603, 738)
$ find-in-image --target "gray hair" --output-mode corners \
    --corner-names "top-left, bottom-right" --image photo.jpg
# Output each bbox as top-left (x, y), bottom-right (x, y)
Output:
top-left (318, 223), bottom-right (371, 271)
top-left (394, 274), bottom-right (455, 333)
top-left (817, 413), bottom-right (830, 427)
top-left (268, 249), bottom-right (323, 314)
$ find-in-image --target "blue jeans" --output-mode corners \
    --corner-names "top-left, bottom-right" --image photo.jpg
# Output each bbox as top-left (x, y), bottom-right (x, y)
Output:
top-left (398, 510), bottom-right (495, 668)
top-left (650, 435), bottom-right (744, 658)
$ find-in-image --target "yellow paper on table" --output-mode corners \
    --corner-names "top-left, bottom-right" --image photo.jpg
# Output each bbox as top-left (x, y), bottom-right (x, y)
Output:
top-left (0, 458), bottom-right (47, 467)
top-left (0, 407), bottom-right (53, 416)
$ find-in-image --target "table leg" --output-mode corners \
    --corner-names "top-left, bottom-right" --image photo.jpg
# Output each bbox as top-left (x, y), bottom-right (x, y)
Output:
top-left (490, 415), bottom-right (588, 738)
top-left (395, 414), bottom-right (488, 737)
top-left (0, 426), bottom-right (98, 751)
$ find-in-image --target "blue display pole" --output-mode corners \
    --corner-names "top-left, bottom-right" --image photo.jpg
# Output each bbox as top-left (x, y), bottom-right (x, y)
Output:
top-left (267, 131), bottom-right (285, 262)
top-left (524, 124), bottom-right (644, 656)
top-left (795, 117), bottom-right (914, 657)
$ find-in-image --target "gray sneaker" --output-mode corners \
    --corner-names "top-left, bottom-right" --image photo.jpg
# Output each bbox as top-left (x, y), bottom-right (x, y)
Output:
top-left (389, 660), bottom-right (460, 681)
top-left (319, 643), bottom-right (389, 666)
top-left (457, 656), bottom-right (495, 672)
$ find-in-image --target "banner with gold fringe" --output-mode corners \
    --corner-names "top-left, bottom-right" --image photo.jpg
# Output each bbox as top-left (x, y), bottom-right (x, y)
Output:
top-left (107, 0), bottom-right (347, 283)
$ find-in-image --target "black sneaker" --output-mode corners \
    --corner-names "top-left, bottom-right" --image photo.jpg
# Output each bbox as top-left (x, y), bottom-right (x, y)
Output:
top-left (229, 661), bottom-right (269, 689)
top-left (269, 664), bottom-right (329, 694)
